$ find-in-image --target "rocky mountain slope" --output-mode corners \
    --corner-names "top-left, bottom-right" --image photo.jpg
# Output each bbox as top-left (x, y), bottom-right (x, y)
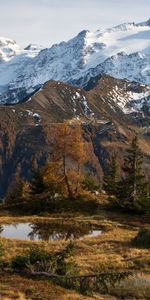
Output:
top-left (0, 19), bottom-right (150, 104)
top-left (0, 76), bottom-right (150, 198)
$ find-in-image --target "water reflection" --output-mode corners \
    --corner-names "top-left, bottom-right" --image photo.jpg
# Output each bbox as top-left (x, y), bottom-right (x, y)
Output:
top-left (0, 222), bottom-right (102, 241)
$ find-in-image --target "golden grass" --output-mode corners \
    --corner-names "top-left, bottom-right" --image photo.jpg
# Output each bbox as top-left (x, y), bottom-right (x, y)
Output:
top-left (0, 274), bottom-right (115, 300)
top-left (0, 211), bottom-right (150, 299)
top-left (2, 292), bottom-right (28, 300)
top-left (0, 214), bottom-right (150, 270)
top-left (110, 273), bottom-right (150, 299)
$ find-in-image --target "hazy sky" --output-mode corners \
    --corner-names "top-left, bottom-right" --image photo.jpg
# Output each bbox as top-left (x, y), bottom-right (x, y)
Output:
top-left (0, 0), bottom-right (149, 47)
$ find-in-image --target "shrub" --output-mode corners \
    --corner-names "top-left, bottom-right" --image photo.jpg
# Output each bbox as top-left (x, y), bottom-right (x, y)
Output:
top-left (81, 177), bottom-right (101, 193)
top-left (11, 243), bottom-right (77, 275)
top-left (11, 254), bottom-right (29, 271)
top-left (133, 227), bottom-right (150, 248)
top-left (11, 246), bottom-right (52, 272)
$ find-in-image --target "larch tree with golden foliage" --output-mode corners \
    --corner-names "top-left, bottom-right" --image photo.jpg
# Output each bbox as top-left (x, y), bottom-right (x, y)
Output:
top-left (50, 121), bottom-right (87, 198)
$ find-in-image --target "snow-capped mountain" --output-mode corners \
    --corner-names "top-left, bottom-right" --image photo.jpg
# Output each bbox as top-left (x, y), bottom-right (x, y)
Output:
top-left (0, 19), bottom-right (150, 104)
top-left (90, 75), bottom-right (150, 119)
top-left (0, 37), bottom-right (21, 61)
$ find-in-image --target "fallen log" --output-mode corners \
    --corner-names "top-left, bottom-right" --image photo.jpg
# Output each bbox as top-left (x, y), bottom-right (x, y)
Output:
top-left (30, 271), bottom-right (59, 279)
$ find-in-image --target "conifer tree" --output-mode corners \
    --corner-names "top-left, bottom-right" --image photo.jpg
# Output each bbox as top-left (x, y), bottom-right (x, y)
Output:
top-left (82, 177), bottom-right (101, 193)
top-left (30, 165), bottom-right (46, 195)
top-left (103, 153), bottom-right (119, 195)
top-left (117, 135), bottom-right (149, 211)
top-left (6, 177), bottom-right (25, 205)
top-left (133, 182), bottom-right (150, 213)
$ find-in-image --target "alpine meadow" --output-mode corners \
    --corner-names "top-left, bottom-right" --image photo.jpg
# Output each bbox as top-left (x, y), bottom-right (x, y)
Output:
top-left (0, 1), bottom-right (150, 299)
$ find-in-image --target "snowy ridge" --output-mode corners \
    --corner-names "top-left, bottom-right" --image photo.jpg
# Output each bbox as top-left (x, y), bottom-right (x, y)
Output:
top-left (106, 79), bottom-right (150, 116)
top-left (0, 37), bottom-right (44, 61)
top-left (0, 19), bottom-right (150, 104)
top-left (110, 87), bottom-right (150, 114)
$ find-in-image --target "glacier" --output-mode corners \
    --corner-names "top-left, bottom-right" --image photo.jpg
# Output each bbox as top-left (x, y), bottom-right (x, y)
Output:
top-left (0, 19), bottom-right (150, 104)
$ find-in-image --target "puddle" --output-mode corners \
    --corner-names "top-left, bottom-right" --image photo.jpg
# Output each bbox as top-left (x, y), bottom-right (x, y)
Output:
top-left (0, 222), bottom-right (102, 241)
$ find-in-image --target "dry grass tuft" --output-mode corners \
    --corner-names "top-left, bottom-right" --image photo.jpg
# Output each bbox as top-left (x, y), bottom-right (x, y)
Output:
top-left (110, 273), bottom-right (150, 299)
top-left (1, 291), bottom-right (28, 300)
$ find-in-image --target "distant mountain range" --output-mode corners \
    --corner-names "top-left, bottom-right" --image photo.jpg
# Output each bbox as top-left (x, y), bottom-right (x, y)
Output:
top-left (0, 75), bottom-right (150, 197)
top-left (0, 19), bottom-right (150, 197)
top-left (0, 19), bottom-right (150, 104)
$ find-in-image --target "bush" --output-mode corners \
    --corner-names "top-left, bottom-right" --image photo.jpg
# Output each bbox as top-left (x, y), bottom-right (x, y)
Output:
top-left (11, 243), bottom-right (77, 275)
top-left (55, 241), bottom-right (76, 276)
top-left (133, 227), bottom-right (150, 248)
top-left (11, 246), bottom-right (52, 272)
top-left (81, 177), bottom-right (101, 193)
top-left (11, 254), bottom-right (29, 271)
top-left (75, 193), bottom-right (100, 214)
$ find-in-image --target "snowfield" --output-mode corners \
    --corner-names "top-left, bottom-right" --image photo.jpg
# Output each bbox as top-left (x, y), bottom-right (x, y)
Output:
top-left (0, 19), bottom-right (150, 104)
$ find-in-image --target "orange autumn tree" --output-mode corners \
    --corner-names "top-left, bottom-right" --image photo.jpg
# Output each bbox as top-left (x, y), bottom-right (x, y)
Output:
top-left (30, 159), bottom-right (64, 201)
top-left (49, 121), bottom-right (87, 198)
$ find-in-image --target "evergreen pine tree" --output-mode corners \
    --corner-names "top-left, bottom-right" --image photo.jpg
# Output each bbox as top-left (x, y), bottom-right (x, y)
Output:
top-left (30, 167), bottom-right (46, 194)
top-left (6, 178), bottom-right (25, 205)
top-left (103, 153), bottom-right (119, 195)
top-left (134, 182), bottom-right (150, 214)
top-left (117, 135), bottom-right (149, 212)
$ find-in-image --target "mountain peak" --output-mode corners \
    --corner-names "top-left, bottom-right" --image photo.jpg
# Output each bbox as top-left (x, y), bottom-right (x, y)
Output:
top-left (77, 30), bottom-right (89, 38)
top-left (0, 19), bottom-right (150, 103)
top-left (24, 44), bottom-right (44, 51)
top-left (0, 36), bottom-right (17, 47)
top-left (0, 37), bottom-right (21, 61)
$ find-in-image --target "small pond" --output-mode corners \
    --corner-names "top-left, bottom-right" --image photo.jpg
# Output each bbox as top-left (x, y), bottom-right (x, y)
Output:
top-left (0, 222), bottom-right (102, 241)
